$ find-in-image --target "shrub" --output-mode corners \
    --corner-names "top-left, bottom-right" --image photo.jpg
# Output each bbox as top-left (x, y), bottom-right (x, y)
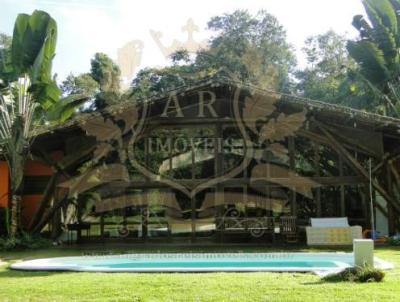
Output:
top-left (386, 236), bottom-right (400, 246)
top-left (322, 266), bottom-right (385, 283)
top-left (0, 232), bottom-right (51, 251)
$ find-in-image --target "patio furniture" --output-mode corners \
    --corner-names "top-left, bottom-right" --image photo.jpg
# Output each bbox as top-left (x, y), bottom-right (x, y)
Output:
top-left (306, 217), bottom-right (362, 246)
top-left (216, 217), bottom-right (275, 241)
top-left (279, 216), bottom-right (298, 243)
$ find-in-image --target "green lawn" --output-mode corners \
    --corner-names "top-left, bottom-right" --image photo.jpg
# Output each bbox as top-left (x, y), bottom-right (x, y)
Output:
top-left (0, 245), bottom-right (399, 302)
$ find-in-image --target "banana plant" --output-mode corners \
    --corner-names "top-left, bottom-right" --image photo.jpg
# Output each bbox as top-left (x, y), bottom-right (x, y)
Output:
top-left (0, 10), bottom-right (87, 237)
top-left (346, 0), bottom-right (400, 116)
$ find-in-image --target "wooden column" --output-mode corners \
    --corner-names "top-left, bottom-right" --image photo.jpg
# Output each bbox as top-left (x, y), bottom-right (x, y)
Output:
top-left (51, 207), bottom-right (62, 240)
top-left (142, 191), bottom-right (148, 241)
top-left (373, 189), bottom-right (377, 232)
top-left (169, 130), bottom-right (173, 177)
top-left (145, 134), bottom-right (150, 183)
top-left (359, 185), bottom-right (370, 228)
top-left (191, 196), bottom-right (196, 242)
top-left (214, 124), bottom-right (224, 242)
top-left (314, 143), bottom-right (321, 217)
top-left (190, 130), bottom-right (196, 242)
top-left (214, 124), bottom-right (223, 177)
top-left (386, 164), bottom-right (396, 235)
top-left (288, 137), bottom-right (297, 215)
top-left (339, 155), bottom-right (346, 216)
top-left (28, 173), bottom-right (60, 231)
top-left (100, 214), bottom-right (104, 239)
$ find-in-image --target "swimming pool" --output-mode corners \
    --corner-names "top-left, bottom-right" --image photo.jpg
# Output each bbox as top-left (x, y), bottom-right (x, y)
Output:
top-left (10, 252), bottom-right (393, 275)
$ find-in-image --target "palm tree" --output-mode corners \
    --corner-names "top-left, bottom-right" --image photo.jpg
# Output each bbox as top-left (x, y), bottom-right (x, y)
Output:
top-left (0, 10), bottom-right (87, 237)
top-left (347, 0), bottom-right (400, 116)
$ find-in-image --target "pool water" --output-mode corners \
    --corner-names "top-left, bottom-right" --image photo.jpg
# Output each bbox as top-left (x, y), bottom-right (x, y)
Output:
top-left (10, 253), bottom-right (393, 275)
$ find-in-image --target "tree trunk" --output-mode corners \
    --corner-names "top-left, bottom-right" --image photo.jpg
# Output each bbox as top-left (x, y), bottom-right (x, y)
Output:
top-left (9, 194), bottom-right (22, 238)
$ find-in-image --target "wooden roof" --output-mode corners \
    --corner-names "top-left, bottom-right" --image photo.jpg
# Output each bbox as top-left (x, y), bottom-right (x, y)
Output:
top-left (32, 78), bottom-right (400, 138)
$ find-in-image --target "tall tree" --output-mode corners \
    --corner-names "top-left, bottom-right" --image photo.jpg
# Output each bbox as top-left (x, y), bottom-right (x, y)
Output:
top-left (61, 73), bottom-right (99, 96)
top-left (90, 53), bottom-right (121, 109)
top-left (296, 31), bottom-right (357, 103)
top-left (131, 64), bottom-right (197, 100)
top-left (347, 0), bottom-right (400, 116)
top-left (0, 33), bottom-right (11, 50)
top-left (198, 10), bottom-right (296, 90)
top-left (0, 34), bottom-right (12, 87)
top-left (60, 53), bottom-right (123, 110)
top-left (131, 10), bottom-right (296, 98)
top-left (90, 52), bottom-right (121, 92)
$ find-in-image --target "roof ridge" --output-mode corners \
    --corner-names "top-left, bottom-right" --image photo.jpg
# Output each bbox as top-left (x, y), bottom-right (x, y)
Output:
top-left (31, 77), bottom-right (400, 136)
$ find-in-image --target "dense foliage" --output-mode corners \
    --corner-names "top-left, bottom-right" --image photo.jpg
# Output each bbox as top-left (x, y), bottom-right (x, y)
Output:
top-left (61, 52), bottom-right (122, 110)
top-left (346, 0), bottom-right (400, 116)
top-left (323, 266), bottom-right (386, 283)
top-left (0, 231), bottom-right (50, 251)
top-left (296, 31), bottom-right (356, 103)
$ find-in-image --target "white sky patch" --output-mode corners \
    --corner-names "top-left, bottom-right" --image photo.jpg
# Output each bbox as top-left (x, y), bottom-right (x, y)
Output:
top-left (0, 0), bottom-right (365, 82)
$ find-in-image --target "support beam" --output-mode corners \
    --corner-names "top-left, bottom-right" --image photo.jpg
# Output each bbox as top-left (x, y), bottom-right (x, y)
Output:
top-left (362, 185), bottom-right (388, 217)
top-left (388, 159), bottom-right (400, 190)
top-left (339, 155), bottom-right (346, 216)
top-left (32, 194), bottom-right (69, 234)
top-left (313, 142), bottom-right (321, 217)
top-left (288, 136), bottom-right (297, 215)
top-left (28, 173), bottom-right (60, 231)
top-left (142, 203), bottom-right (148, 241)
top-left (359, 187), bottom-right (370, 228)
top-left (386, 164), bottom-right (396, 235)
top-left (298, 129), bottom-right (375, 157)
top-left (317, 123), bottom-right (400, 215)
top-left (373, 153), bottom-right (400, 174)
top-left (98, 175), bottom-right (366, 194)
top-left (359, 184), bottom-right (369, 225)
top-left (33, 149), bottom-right (70, 178)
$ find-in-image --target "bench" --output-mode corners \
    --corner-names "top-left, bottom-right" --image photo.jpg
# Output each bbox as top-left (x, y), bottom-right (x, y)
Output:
top-left (306, 217), bottom-right (362, 246)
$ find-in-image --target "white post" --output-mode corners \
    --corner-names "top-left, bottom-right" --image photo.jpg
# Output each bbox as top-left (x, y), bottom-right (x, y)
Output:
top-left (353, 239), bottom-right (374, 267)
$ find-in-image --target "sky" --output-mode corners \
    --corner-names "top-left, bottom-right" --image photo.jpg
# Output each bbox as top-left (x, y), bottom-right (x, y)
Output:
top-left (0, 0), bottom-right (366, 83)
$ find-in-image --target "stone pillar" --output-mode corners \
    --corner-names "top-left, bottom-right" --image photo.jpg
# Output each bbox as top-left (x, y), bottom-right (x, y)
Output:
top-left (354, 239), bottom-right (374, 267)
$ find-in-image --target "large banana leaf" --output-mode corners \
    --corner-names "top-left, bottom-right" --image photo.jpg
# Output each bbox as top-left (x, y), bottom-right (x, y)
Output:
top-left (363, 0), bottom-right (399, 64)
top-left (45, 94), bottom-right (89, 123)
top-left (364, 0), bottom-right (398, 36)
top-left (11, 10), bottom-right (59, 109)
top-left (352, 15), bottom-right (373, 40)
top-left (390, 0), bottom-right (400, 39)
top-left (347, 40), bottom-right (390, 87)
top-left (11, 10), bottom-right (57, 81)
top-left (29, 80), bottom-right (60, 110)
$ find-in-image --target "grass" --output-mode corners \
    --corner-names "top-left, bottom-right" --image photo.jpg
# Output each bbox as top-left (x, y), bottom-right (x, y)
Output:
top-left (0, 245), bottom-right (399, 302)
